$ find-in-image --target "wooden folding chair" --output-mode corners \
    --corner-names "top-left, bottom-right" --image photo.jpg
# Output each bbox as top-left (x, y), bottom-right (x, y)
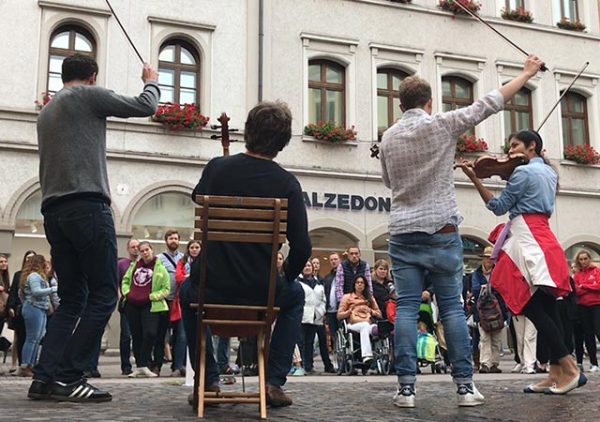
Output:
top-left (192, 195), bottom-right (287, 419)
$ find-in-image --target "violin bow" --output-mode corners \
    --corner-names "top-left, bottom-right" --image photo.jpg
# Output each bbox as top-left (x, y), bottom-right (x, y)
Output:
top-left (104, 0), bottom-right (145, 64)
top-left (451, 1), bottom-right (547, 71)
top-left (537, 61), bottom-right (590, 131)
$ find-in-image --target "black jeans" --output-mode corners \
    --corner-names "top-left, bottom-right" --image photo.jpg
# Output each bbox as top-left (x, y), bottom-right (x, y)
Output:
top-left (316, 325), bottom-right (333, 370)
top-left (151, 307), bottom-right (170, 370)
top-left (300, 323), bottom-right (318, 371)
top-left (34, 199), bottom-right (118, 383)
top-left (181, 276), bottom-right (305, 387)
top-left (578, 304), bottom-right (600, 366)
top-left (522, 290), bottom-right (568, 364)
top-left (119, 312), bottom-right (132, 373)
top-left (126, 302), bottom-right (160, 368)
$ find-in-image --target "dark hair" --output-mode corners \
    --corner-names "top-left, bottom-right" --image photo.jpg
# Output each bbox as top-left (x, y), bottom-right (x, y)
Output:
top-left (398, 75), bottom-right (432, 110)
top-left (352, 274), bottom-right (372, 301)
top-left (61, 54), bottom-right (99, 83)
top-left (137, 241), bottom-right (153, 251)
top-left (511, 129), bottom-right (559, 189)
top-left (244, 101), bottom-right (292, 157)
top-left (183, 240), bottom-right (201, 263)
top-left (164, 229), bottom-right (180, 242)
top-left (20, 250), bottom-right (37, 270)
top-left (0, 253), bottom-right (9, 289)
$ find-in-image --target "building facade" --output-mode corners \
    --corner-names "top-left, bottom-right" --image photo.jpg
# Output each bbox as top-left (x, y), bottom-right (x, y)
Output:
top-left (1, 0), bottom-right (599, 346)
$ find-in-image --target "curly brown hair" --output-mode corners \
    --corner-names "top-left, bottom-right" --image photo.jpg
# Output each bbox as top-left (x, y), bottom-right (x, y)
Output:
top-left (19, 254), bottom-right (47, 292)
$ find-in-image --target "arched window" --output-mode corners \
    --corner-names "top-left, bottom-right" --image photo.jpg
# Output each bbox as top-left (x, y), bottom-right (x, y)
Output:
top-left (442, 76), bottom-right (474, 136)
top-left (131, 192), bottom-right (195, 244)
top-left (504, 87), bottom-right (533, 136)
top-left (565, 243), bottom-right (600, 267)
top-left (505, 0), bottom-right (525, 10)
top-left (377, 68), bottom-right (409, 138)
top-left (308, 227), bottom-right (357, 273)
top-left (15, 191), bottom-right (44, 236)
top-left (553, 0), bottom-right (579, 23)
top-left (47, 25), bottom-right (96, 94)
top-left (561, 92), bottom-right (589, 146)
top-left (308, 60), bottom-right (345, 126)
top-left (158, 40), bottom-right (201, 105)
top-left (462, 236), bottom-right (488, 273)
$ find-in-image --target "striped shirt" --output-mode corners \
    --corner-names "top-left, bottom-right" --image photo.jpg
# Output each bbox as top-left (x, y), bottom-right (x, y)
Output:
top-left (380, 90), bottom-right (504, 235)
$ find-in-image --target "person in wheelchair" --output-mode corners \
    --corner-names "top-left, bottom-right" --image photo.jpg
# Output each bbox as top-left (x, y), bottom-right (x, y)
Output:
top-left (337, 275), bottom-right (382, 364)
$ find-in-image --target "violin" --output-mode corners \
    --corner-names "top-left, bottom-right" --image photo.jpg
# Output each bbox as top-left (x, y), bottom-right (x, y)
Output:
top-left (471, 153), bottom-right (529, 181)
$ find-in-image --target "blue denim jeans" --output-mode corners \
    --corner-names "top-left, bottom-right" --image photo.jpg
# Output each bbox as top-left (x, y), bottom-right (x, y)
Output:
top-left (180, 276), bottom-right (304, 387)
top-left (170, 318), bottom-right (187, 371)
top-left (389, 231), bottom-right (472, 385)
top-left (22, 303), bottom-right (47, 366)
top-left (214, 336), bottom-right (230, 371)
top-left (34, 199), bottom-right (118, 383)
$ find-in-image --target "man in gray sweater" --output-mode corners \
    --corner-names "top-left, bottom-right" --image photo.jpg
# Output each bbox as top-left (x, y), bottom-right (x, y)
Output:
top-left (28, 54), bottom-right (160, 402)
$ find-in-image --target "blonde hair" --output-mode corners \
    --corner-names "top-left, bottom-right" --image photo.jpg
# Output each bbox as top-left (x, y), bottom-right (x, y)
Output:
top-left (19, 254), bottom-right (47, 292)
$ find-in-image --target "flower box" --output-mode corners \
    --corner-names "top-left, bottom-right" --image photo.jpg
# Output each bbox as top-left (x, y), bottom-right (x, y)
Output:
top-left (303, 121), bottom-right (356, 144)
top-left (563, 144), bottom-right (599, 165)
top-left (35, 92), bottom-right (52, 109)
top-left (388, 0), bottom-right (412, 3)
top-left (438, 0), bottom-right (480, 15)
top-left (456, 134), bottom-right (488, 155)
top-left (153, 103), bottom-right (209, 131)
top-left (501, 7), bottom-right (533, 23)
top-left (556, 17), bottom-right (586, 32)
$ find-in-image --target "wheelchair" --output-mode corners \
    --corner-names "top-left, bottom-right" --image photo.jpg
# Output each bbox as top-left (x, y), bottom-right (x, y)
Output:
top-left (334, 319), bottom-right (393, 376)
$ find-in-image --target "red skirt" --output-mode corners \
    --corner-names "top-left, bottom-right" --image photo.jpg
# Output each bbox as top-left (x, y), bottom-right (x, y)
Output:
top-left (490, 214), bottom-right (570, 315)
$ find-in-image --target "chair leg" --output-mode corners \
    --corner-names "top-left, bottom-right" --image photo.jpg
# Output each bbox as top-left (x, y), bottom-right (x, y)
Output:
top-left (257, 330), bottom-right (267, 419)
top-left (197, 324), bottom-right (207, 418)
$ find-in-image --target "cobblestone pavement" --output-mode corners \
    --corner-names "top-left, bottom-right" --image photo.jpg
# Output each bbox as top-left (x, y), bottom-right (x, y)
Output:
top-left (1, 374), bottom-right (598, 421)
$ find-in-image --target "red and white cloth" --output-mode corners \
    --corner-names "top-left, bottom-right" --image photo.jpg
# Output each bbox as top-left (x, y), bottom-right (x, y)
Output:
top-left (490, 213), bottom-right (571, 315)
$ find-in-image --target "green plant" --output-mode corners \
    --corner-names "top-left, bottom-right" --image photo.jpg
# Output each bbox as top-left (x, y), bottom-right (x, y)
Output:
top-left (563, 144), bottom-right (600, 165)
top-left (304, 121), bottom-right (356, 144)
top-left (153, 103), bottom-right (209, 130)
top-left (501, 6), bottom-right (533, 23)
top-left (556, 17), bottom-right (586, 31)
top-left (438, 0), bottom-right (480, 15)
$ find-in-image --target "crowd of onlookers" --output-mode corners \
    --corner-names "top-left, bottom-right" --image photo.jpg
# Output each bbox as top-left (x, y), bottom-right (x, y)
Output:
top-left (1, 240), bottom-right (599, 380)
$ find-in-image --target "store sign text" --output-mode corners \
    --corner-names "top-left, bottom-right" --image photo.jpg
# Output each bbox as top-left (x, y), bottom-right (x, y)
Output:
top-left (303, 192), bottom-right (390, 212)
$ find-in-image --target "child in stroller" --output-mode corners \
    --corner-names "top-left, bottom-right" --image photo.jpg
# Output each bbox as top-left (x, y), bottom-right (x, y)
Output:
top-left (417, 298), bottom-right (448, 374)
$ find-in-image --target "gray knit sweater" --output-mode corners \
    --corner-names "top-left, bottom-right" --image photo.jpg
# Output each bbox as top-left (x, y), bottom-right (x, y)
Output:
top-left (37, 82), bottom-right (160, 209)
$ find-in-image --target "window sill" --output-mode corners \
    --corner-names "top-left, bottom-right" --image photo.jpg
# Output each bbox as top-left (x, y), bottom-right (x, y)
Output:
top-left (302, 135), bottom-right (358, 147)
top-left (560, 160), bottom-right (600, 169)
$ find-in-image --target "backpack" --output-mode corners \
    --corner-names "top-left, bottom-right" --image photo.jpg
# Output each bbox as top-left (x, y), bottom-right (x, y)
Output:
top-left (477, 285), bottom-right (504, 333)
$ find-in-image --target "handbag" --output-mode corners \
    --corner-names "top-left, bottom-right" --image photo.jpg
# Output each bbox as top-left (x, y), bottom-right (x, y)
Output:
top-left (47, 301), bottom-right (54, 316)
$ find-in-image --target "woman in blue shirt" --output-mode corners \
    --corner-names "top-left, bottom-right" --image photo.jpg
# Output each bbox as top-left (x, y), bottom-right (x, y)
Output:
top-left (461, 130), bottom-right (585, 395)
top-left (19, 254), bottom-right (56, 377)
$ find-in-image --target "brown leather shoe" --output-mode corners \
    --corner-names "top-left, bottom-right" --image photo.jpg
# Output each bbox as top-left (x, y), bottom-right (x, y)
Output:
top-left (18, 366), bottom-right (34, 378)
top-left (187, 383), bottom-right (221, 406)
top-left (266, 384), bottom-right (292, 408)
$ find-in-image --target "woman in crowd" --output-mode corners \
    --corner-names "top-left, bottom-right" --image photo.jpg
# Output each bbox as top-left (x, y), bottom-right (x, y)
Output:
top-left (371, 259), bottom-right (395, 320)
top-left (296, 260), bottom-right (326, 374)
top-left (122, 241), bottom-right (170, 378)
top-left (337, 274), bottom-right (382, 364)
top-left (7, 250), bottom-right (36, 374)
top-left (461, 130), bottom-right (584, 394)
top-left (573, 250), bottom-right (600, 372)
top-left (19, 254), bottom-right (55, 377)
top-left (0, 254), bottom-right (9, 337)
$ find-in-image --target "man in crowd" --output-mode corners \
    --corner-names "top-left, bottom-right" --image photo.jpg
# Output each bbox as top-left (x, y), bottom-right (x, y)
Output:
top-left (323, 252), bottom-right (341, 354)
top-left (379, 54), bottom-right (543, 407)
top-left (311, 256), bottom-right (335, 373)
top-left (29, 54), bottom-right (159, 402)
top-left (155, 230), bottom-right (186, 377)
top-left (335, 246), bottom-right (372, 303)
top-left (117, 238), bottom-right (140, 376)
top-left (182, 101), bottom-right (311, 407)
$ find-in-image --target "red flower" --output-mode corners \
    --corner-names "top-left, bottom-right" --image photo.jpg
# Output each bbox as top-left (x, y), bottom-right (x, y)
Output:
top-left (153, 103), bottom-right (209, 131)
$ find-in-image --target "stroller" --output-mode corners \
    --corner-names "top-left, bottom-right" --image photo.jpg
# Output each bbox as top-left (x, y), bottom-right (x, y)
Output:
top-left (417, 302), bottom-right (448, 374)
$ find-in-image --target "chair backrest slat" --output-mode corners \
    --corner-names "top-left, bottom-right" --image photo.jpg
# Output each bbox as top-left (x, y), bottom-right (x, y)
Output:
top-left (204, 232), bottom-right (287, 243)
top-left (194, 206), bottom-right (288, 221)
top-left (194, 219), bottom-right (288, 233)
top-left (195, 196), bottom-right (288, 208)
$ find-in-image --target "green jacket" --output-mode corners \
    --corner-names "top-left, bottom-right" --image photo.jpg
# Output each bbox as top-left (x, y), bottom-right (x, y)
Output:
top-left (121, 258), bottom-right (170, 313)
